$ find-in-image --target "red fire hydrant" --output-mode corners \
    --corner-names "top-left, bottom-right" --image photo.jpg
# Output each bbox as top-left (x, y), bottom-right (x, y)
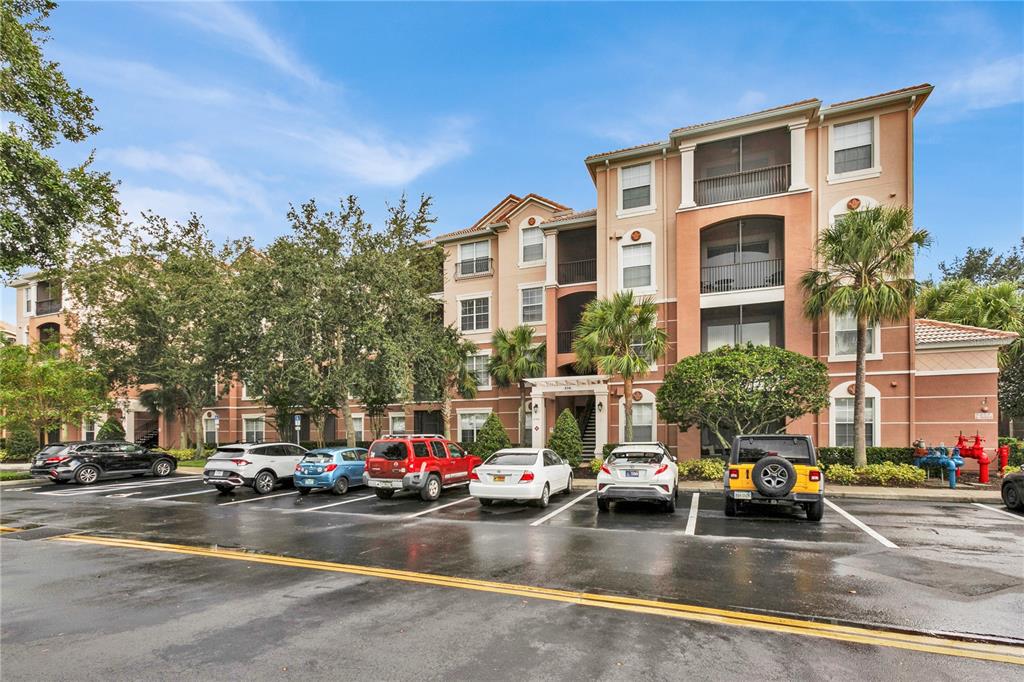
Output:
top-left (954, 432), bottom-right (991, 484)
top-left (998, 445), bottom-right (1010, 475)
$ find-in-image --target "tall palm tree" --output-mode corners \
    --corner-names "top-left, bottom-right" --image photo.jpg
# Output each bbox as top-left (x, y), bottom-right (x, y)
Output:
top-left (573, 291), bottom-right (667, 442)
top-left (800, 205), bottom-right (930, 466)
top-left (488, 325), bottom-right (546, 444)
top-left (917, 279), bottom-right (1023, 364)
top-left (439, 328), bottom-right (478, 440)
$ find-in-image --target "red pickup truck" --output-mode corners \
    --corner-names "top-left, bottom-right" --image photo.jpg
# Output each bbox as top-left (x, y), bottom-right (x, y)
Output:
top-left (362, 434), bottom-right (482, 501)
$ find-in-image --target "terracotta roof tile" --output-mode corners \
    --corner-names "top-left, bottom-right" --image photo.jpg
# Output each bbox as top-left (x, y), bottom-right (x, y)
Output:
top-left (670, 98), bottom-right (820, 136)
top-left (915, 319), bottom-right (1018, 347)
top-left (544, 208), bottom-right (597, 225)
top-left (434, 193), bottom-right (571, 242)
top-left (827, 83), bottom-right (932, 109)
top-left (585, 140), bottom-right (668, 163)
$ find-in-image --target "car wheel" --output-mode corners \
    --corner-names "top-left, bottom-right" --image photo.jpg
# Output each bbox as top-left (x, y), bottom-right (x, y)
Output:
top-left (152, 459), bottom-right (173, 478)
top-left (215, 484), bottom-right (233, 493)
top-left (252, 471), bottom-right (276, 495)
top-left (564, 474), bottom-right (573, 495)
top-left (724, 496), bottom-right (737, 517)
top-left (297, 486), bottom-right (311, 496)
top-left (664, 488), bottom-right (677, 513)
top-left (1002, 483), bottom-right (1022, 510)
top-left (420, 475), bottom-right (442, 501)
top-left (75, 465), bottom-right (100, 485)
top-left (375, 488), bottom-right (395, 499)
top-left (597, 497), bottom-right (610, 513)
top-left (478, 498), bottom-right (493, 506)
top-left (534, 484), bottom-right (550, 508)
top-left (331, 477), bottom-right (349, 496)
top-left (806, 499), bottom-right (824, 522)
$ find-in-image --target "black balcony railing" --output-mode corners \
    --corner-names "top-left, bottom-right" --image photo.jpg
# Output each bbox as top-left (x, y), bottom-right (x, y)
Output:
top-left (701, 258), bottom-right (784, 293)
top-left (455, 257), bottom-right (492, 278)
top-left (557, 330), bottom-right (575, 354)
top-left (35, 299), bottom-right (61, 315)
top-left (695, 163), bottom-right (791, 206)
top-left (557, 258), bottom-right (597, 285)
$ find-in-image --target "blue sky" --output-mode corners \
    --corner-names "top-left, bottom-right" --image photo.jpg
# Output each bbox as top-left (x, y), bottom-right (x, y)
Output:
top-left (3, 1), bottom-right (1022, 322)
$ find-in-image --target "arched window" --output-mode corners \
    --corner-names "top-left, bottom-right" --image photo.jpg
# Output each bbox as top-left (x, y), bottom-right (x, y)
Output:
top-left (829, 381), bottom-right (881, 447)
top-left (38, 322), bottom-right (61, 356)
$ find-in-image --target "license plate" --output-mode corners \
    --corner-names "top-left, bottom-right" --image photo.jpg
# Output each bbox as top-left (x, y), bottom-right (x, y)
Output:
top-left (733, 491), bottom-right (752, 499)
top-left (493, 475), bottom-right (506, 483)
top-left (212, 471), bottom-right (227, 478)
top-left (625, 470), bottom-right (639, 478)
top-left (375, 480), bottom-right (401, 489)
top-left (301, 478), bottom-right (313, 485)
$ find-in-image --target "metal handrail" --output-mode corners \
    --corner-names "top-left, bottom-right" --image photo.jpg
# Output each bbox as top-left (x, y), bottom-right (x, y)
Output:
top-left (701, 258), bottom-right (784, 293)
top-left (35, 299), bottom-right (62, 315)
top-left (557, 330), bottom-right (575, 354)
top-left (558, 258), bottom-right (597, 285)
top-left (695, 163), bottom-right (790, 206)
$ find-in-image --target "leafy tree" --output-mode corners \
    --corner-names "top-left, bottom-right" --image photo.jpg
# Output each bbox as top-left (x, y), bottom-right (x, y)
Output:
top-left (573, 291), bottom-right (667, 441)
top-left (800, 205), bottom-right (929, 466)
top-left (96, 417), bottom-right (125, 441)
top-left (937, 236), bottom-right (1024, 285)
top-left (1, 0), bottom-right (118, 279)
top-left (916, 279), bottom-right (1023, 364)
top-left (66, 213), bottom-right (242, 458)
top-left (472, 413), bottom-right (511, 459)
top-left (999, 353), bottom-right (1024, 422)
top-left (413, 325), bottom-right (477, 440)
top-left (547, 408), bottom-right (583, 467)
top-left (657, 344), bottom-right (829, 449)
top-left (488, 325), bottom-right (545, 444)
top-left (0, 342), bottom-right (109, 443)
top-left (6, 425), bottom-right (39, 458)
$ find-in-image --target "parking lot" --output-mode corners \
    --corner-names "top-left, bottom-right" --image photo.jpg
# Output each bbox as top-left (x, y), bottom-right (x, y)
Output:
top-left (2, 473), bottom-right (1023, 679)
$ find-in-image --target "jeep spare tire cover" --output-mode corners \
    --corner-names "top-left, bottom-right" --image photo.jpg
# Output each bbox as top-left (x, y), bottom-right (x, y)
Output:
top-left (751, 456), bottom-right (796, 497)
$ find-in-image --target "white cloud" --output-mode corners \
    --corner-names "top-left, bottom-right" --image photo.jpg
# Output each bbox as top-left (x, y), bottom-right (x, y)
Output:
top-left (161, 2), bottom-right (320, 87)
top-left (737, 90), bottom-right (768, 111)
top-left (941, 55), bottom-right (1024, 112)
top-left (60, 53), bottom-right (237, 106)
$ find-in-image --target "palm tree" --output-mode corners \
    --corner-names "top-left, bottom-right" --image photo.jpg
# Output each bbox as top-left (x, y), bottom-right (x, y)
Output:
top-left (438, 328), bottom-right (478, 440)
top-left (488, 325), bottom-right (546, 444)
top-left (573, 291), bottom-right (667, 442)
top-left (800, 205), bottom-right (930, 466)
top-left (917, 279), bottom-right (1023, 364)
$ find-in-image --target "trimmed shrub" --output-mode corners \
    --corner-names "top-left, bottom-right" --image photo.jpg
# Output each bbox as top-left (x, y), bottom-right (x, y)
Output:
top-left (155, 447), bottom-right (215, 461)
top-left (96, 418), bottom-right (125, 441)
top-left (590, 457), bottom-right (604, 474)
top-left (473, 413), bottom-right (512, 460)
top-left (824, 461), bottom-right (925, 487)
top-left (6, 427), bottom-right (38, 460)
top-left (678, 458), bottom-right (725, 481)
top-left (548, 409), bottom-right (583, 467)
top-left (823, 463), bottom-right (857, 485)
top-left (817, 447), bottom-right (916, 467)
top-left (602, 442), bottom-right (620, 459)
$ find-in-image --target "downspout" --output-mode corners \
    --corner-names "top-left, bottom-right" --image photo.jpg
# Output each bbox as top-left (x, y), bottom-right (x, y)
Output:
top-left (816, 112), bottom-right (826, 445)
top-left (907, 94), bottom-right (917, 445)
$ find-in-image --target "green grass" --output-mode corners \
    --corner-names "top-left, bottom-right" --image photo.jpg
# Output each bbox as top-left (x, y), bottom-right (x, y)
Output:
top-left (0, 471), bottom-right (31, 481)
top-left (176, 459), bottom-right (208, 468)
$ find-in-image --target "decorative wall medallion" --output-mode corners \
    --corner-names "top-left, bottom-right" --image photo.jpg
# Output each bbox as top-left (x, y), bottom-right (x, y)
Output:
top-left (846, 384), bottom-right (856, 395)
top-left (528, 217), bottom-right (537, 226)
top-left (630, 230), bottom-right (642, 241)
top-left (846, 197), bottom-right (861, 211)
top-left (632, 390), bottom-right (643, 401)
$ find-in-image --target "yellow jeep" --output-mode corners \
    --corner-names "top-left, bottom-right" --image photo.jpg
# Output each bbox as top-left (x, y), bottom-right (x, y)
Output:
top-left (724, 435), bottom-right (824, 522)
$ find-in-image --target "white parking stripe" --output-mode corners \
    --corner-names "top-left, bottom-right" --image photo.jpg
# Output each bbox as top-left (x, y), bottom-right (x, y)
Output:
top-left (404, 496), bottom-right (474, 519)
top-left (529, 490), bottom-right (595, 527)
top-left (684, 492), bottom-right (700, 535)
top-left (824, 498), bottom-right (898, 548)
top-left (972, 502), bottom-right (1024, 522)
top-left (146, 488), bottom-right (220, 501)
top-left (218, 491), bottom-right (298, 506)
top-left (290, 495), bottom-right (376, 513)
top-left (36, 478), bottom-right (191, 496)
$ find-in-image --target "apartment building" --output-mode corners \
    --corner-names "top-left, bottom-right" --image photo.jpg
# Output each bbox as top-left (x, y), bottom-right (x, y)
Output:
top-left (433, 83), bottom-right (1015, 461)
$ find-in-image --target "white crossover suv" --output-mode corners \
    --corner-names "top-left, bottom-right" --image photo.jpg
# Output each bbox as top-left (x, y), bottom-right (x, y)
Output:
top-left (203, 442), bottom-right (307, 495)
top-left (596, 443), bottom-right (679, 513)
top-left (469, 448), bottom-right (573, 508)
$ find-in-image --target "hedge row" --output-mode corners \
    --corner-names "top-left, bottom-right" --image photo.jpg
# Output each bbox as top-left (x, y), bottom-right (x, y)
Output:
top-left (815, 447), bottom-right (917, 466)
top-left (824, 462), bottom-right (925, 487)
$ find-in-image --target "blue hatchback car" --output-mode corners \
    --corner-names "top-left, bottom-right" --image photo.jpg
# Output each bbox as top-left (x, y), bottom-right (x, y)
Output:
top-left (294, 447), bottom-right (368, 495)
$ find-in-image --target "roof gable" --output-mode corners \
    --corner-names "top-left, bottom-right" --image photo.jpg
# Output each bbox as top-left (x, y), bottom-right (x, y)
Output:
top-left (915, 318), bottom-right (1018, 348)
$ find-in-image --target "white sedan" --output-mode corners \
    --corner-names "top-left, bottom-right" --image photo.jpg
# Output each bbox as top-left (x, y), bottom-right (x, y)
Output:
top-left (469, 448), bottom-right (573, 508)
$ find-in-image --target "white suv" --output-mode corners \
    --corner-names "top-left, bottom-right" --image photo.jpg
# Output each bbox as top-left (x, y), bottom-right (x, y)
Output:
top-left (596, 443), bottom-right (679, 513)
top-left (203, 442), bottom-right (307, 494)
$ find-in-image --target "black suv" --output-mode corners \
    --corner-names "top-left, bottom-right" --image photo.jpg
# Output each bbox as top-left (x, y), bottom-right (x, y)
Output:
top-left (29, 441), bottom-right (177, 485)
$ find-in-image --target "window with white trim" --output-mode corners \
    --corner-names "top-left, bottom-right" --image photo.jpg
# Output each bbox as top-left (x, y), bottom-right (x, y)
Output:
top-left (460, 296), bottom-right (489, 331)
top-left (621, 162), bottom-right (652, 210)
top-left (521, 226), bottom-right (544, 263)
top-left (241, 381), bottom-right (256, 401)
top-left (458, 240), bottom-right (490, 276)
top-left (389, 414), bottom-right (406, 435)
top-left (833, 397), bottom-right (875, 447)
top-left (631, 403), bottom-right (655, 442)
top-left (203, 417), bottom-right (218, 445)
top-left (459, 412), bottom-right (488, 443)
top-left (351, 416), bottom-right (364, 442)
top-left (84, 419), bottom-right (96, 442)
top-left (833, 312), bottom-right (876, 357)
top-left (466, 353), bottom-right (490, 389)
top-left (833, 119), bottom-right (873, 174)
top-left (622, 242), bottom-right (652, 289)
top-left (243, 417), bottom-right (264, 443)
top-left (521, 286), bottom-right (544, 323)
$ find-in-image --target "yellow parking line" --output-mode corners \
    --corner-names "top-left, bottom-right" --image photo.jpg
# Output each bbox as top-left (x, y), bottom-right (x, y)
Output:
top-left (51, 534), bottom-right (1024, 665)
top-left (0, 526), bottom-right (20, 533)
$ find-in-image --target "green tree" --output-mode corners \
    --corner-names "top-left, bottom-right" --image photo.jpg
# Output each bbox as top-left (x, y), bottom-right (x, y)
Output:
top-left (0, 342), bottom-right (109, 444)
top-left (657, 344), bottom-right (829, 449)
top-left (916, 279), bottom-right (1023, 364)
top-left (1, 0), bottom-right (118, 278)
top-left (800, 205), bottom-right (929, 466)
top-left (488, 325), bottom-right (545, 444)
top-left (937, 236), bottom-right (1024, 286)
top-left (66, 213), bottom-right (242, 458)
top-left (1000, 353), bottom-right (1024, 422)
top-left (472, 413), bottom-right (511, 459)
top-left (6, 424), bottom-right (39, 458)
top-left (413, 325), bottom-right (477, 440)
top-left (96, 416), bottom-right (124, 441)
top-left (573, 291), bottom-right (667, 441)
top-left (547, 409), bottom-right (583, 467)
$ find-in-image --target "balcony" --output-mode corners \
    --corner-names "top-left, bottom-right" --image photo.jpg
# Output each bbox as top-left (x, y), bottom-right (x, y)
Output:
top-left (695, 164), bottom-right (790, 207)
top-left (35, 299), bottom-right (62, 315)
top-left (700, 217), bottom-right (784, 297)
top-left (701, 258), bottom-right (784, 293)
top-left (558, 259), bottom-right (596, 285)
top-left (455, 257), bottom-right (492, 279)
top-left (557, 330), bottom-right (575, 354)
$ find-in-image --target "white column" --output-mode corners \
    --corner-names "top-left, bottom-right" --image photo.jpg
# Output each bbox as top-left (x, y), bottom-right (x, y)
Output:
top-left (593, 386), bottom-right (609, 458)
top-left (122, 400), bottom-right (135, 443)
top-left (544, 230), bottom-right (557, 287)
top-left (531, 389), bottom-right (545, 448)
top-left (678, 143), bottom-right (696, 209)
top-left (788, 121), bottom-right (808, 191)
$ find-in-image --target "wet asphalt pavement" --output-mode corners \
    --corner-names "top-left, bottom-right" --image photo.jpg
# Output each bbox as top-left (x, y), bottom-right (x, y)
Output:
top-left (1, 473), bottom-right (1022, 680)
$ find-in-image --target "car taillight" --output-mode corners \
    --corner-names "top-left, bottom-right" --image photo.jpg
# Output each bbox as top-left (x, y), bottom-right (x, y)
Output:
top-left (230, 459), bottom-right (251, 466)
top-left (44, 456), bottom-right (65, 464)
top-left (469, 470), bottom-right (479, 480)
top-left (324, 464), bottom-right (337, 472)
top-left (294, 464), bottom-right (302, 472)
top-left (600, 465), bottom-right (611, 475)
top-left (809, 469), bottom-right (821, 482)
top-left (520, 471), bottom-right (535, 482)
top-left (655, 464), bottom-right (669, 475)
top-left (728, 468), bottom-right (740, 479)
